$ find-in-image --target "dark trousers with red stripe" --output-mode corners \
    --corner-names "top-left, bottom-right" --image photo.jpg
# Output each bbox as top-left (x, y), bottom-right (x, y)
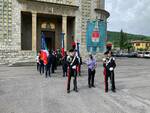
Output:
top-left (67, 69), bottom-right (77, 91)
top-left (104, 68), bottom-right (115, 92)
top-left (110, 71), bottom-right (116, 90)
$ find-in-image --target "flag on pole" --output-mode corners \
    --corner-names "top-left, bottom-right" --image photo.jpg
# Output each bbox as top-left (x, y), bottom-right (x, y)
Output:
top-left (41, 32), bottom-right (48, 51)
top-left (61, 33), bottom-right (65, 57)
top-left (77, 42), bottom-right (80, 57)
top-left (41, 32), bottom-right (49, 65)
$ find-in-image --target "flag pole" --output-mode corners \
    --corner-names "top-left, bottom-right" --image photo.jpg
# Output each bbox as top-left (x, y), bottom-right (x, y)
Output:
top-left (61, 32), bottom-right (65, 57)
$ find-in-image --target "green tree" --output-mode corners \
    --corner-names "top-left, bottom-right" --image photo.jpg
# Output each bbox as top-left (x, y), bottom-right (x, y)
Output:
top-left (119, 29), bottom-right (124, 50)
top-left (124, 41), bottom-right (133, 53)
top-left (124, 33), bottom-right (133, 52)
top-left (119, 30), bottom-right (133, 52)
top-left (120, 29), bottom-right (127, 50)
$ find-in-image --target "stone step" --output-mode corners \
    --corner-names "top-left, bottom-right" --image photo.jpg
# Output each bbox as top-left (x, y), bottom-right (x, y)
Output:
top-left (0, 50), bottom-right (36, 65)
top-left (8, 62), bottom-right (37, 67)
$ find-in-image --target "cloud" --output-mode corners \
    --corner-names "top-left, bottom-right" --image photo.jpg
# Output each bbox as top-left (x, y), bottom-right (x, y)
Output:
top-left (106, 0), bottom-right (150, 36)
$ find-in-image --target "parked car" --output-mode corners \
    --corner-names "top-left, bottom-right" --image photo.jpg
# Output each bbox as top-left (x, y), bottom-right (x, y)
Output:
top-left (137, 51), bottom-right (144, 58)
top-left (144, 51), bottom-right (150, 58)
top-left (127, 52), bottom-right (137, 58)
top-left (120, 52), bottom-right (129, 57)
top-left (113, 52), bottom-right (129, 57)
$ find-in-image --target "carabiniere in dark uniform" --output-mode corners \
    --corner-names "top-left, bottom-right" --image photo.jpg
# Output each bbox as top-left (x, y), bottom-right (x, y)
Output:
top-left (67, 49), bottom-right (79, 93)
top-left (103, 51), bottom-right (116, 92)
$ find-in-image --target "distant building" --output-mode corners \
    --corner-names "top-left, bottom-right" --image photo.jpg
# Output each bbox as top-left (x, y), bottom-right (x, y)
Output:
top-left (0, 0), bottom-right (109, 64)
top-left (131, 40), bottom-right (150, 51)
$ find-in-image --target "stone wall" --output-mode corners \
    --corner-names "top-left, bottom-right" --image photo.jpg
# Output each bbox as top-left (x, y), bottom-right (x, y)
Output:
top-left (0, 50), bottom-right (36, 65)
top-left (80, 0), bottom-right (91, 57)
top-left (0, 0), bottom-right (12, 50)
top-left (0, 0), bottom-right (36, 64)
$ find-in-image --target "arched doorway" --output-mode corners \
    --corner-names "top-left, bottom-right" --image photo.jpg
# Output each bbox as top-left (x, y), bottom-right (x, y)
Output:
top-left (41, 22), bottom-right (56, 50)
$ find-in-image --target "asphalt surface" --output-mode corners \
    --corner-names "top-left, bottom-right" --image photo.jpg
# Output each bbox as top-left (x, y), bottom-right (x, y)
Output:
top-left (0, 58), bottom-right (150, 113)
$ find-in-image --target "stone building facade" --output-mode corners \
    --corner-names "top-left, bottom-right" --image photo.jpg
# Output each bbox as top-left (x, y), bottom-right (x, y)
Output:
top-left (0, 0), bottom-right (109, 64)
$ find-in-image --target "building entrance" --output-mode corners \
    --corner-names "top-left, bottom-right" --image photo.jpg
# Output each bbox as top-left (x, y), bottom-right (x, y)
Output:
top-left (42, 31), bottom-right (55, 50)
top-left (36, 14), bottom-right (75, 51)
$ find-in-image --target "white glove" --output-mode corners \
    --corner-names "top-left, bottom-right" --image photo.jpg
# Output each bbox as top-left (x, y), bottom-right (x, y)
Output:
top-left (102, 58), bottom-right (106, 62)
top-left (109, 67), bottom-right (113, 71)
top-left (72, 65), bottom-right (76, 69)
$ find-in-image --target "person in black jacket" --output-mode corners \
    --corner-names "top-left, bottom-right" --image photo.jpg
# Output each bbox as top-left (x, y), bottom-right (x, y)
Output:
top-left (45, 51), bottom-right (52, 78)
top-left (39, 51), bottom-right (44, 75)
top-left (51, 51), bottom-right (56, 73)
top-left (67, 49), bottom-right (79, 93)
top-left (62, 51), bottom-right (68, 77)
top-left (103, 51), bottom-right (116, 92)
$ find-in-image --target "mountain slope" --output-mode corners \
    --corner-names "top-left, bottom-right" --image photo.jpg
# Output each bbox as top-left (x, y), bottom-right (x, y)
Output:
top-left (107, 31), bottom-right (150, 47)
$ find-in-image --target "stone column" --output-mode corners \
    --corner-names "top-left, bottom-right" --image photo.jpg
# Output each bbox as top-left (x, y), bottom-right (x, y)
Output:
top-left (62, 15), bottom-right (67, 51)
top-left (32, 12), bottom-right (37, 52)
top-left (100, 0), bottom-right (105, 9)
top-left (97, 0), bottom-right (100, 8)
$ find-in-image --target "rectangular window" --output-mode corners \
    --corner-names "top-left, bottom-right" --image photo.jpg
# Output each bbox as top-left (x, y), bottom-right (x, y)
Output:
top-left (136, 43), bottom-right (140, 46)
top-left (21, 12), bottom-right (32, 50)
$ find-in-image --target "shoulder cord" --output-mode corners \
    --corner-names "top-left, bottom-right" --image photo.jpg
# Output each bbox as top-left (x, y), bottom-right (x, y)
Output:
top-left (70, 56), bottom-right (76, 66)
top-left (106, 57), bottom-right (112, 66)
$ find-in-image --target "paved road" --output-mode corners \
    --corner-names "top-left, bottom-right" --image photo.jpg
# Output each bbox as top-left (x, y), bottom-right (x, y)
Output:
top-left (0, 58), bottom-right (150, 113)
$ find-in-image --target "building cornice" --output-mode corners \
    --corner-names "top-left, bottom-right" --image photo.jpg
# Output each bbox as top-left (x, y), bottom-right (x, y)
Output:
top-left (18, 0), bottom-right (79, 10)
top-left (95, 8), bottom-right (110, 18)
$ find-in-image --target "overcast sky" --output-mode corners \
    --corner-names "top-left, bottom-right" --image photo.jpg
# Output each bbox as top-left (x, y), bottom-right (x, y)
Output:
top-left (105, 0), bottom-right (150, 36)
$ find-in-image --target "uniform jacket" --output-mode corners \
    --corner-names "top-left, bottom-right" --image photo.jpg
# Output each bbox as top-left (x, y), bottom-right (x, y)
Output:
top-left (105, 57), bottom-right (116, 71)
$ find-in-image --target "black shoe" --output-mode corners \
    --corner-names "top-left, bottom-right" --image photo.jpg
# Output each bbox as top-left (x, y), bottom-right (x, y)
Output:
top-left (75, 89), bottom-right (78, 92)
top-left (112, 89), bottom-right (116, 92)
top-left (67, 90), bottom-right (70, 93)
top-left (92, 85), bottom-right (95, 88)
top-left (89, 85), bottom-right (91, 88)
top-left (105, 89), bottom-right (108, 93)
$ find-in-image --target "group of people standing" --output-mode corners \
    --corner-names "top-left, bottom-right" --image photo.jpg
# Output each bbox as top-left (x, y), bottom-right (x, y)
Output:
top-left (66, 48), bottom-right (116, 93)
top-left (86, 50), bottom-right (116, 93)
top-left (36, 50), bottom-right (61, 78)
top-left (36, 45), bottom-right (116, 94)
